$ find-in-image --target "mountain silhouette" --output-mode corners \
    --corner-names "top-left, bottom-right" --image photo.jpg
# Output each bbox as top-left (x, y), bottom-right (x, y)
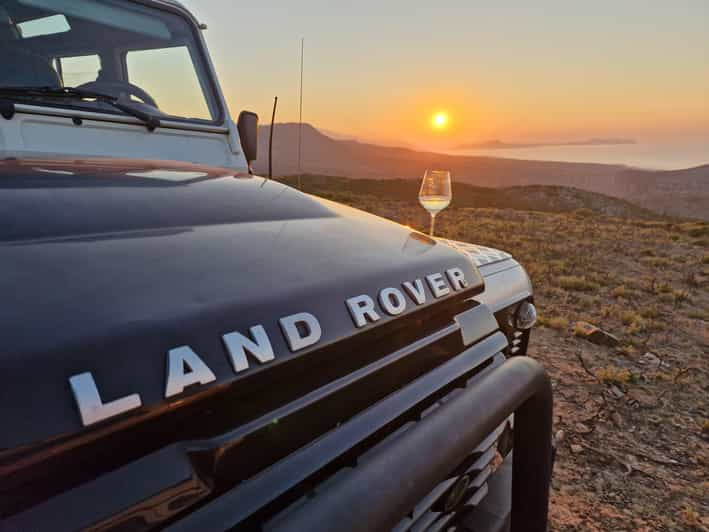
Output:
top-left (254, 123), bottom-right (708, 219)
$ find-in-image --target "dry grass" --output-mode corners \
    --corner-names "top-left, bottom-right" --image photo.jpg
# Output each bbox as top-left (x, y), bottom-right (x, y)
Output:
top-left (558, 276), bottom-right (600, 292)
top-left (540, 316), bottom-right (570, 330)
top-left (596, 365), bottom-right (637, 384)
top-left (302, 181), bottom-right (709, 532)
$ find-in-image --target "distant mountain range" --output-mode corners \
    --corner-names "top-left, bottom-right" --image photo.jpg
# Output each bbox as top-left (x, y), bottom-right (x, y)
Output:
top-left (254, 123), bottom-right (709, 220)
top-left (456, 138), bottom-right (636, 150)
top-left (278, 175), bottom-right (660, 220)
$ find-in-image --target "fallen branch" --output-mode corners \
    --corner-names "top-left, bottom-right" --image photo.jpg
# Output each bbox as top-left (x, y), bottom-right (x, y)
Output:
top-left (577, 442), bottom-right (656, 478)
top-left (575, 350), bottom-right (600, 383)
top-left (672, 366), bottom-right (703, 384)
top-left (658, 365), bottom-right (705, 401)
top-left (574, 349), bottom-right (610, 408)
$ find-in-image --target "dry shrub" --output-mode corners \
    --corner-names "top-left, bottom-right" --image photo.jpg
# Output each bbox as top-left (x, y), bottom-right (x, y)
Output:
top-left (597, 365), bottom-right (636, 384)
top-left (687, 310), bottom-right (708, 320)
top-left (539, 315), bottom-right (569, 330)
top-left (573, 208), bottom-right (594, 218)
top-left (611, 285), bottom-right (629, 298)
top-left (626, 319), bottom-right (647, 335)
top-left (659, 293), bottom-right (675, 304)
top-left (619, 310), bottom-right (641, 325)
top-left (673, 290), bottom-right (691, 308)
top-left (616, 344), bottom-right (636, 356)
top-left (558, 275), bottom-right (599, 292)
top-left (639, 305), bottom-right (661, 319)
top-left (677, 222), bottom-right (709, 238)
top-left (679, 505), bottom-right (705, 529)
top-left (641, 256), bottom-right (672, 267)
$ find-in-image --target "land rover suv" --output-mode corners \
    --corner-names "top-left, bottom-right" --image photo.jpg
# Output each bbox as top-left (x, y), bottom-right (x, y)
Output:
top-left (0, 1), bottom-right (552, 531)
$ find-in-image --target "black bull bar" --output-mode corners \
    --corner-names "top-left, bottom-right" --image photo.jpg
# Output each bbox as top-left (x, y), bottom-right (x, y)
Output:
top-left (271, 356), bottom-right (553, 532)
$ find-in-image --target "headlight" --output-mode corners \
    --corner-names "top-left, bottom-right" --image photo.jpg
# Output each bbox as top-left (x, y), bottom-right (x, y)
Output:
top-left (515, 301), bottom-right (537, 330)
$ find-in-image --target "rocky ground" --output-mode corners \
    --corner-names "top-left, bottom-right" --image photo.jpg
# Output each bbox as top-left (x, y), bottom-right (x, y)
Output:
top-left (302, 184), bottom-right (709, 531)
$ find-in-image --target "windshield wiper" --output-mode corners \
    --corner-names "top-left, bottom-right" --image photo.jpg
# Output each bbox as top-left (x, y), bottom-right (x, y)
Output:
top-left (0, 86), bottom-right (161, 131)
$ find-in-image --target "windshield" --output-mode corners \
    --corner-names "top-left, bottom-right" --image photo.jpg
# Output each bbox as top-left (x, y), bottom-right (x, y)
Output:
top-left (0, 0), bottom-right (220, 123)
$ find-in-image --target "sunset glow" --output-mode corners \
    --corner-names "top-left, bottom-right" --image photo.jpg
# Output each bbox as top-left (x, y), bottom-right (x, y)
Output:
top-left (187, 0), bottom-right (709, 163)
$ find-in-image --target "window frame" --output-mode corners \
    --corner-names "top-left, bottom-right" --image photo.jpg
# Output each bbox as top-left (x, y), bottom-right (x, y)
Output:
top-left (123, 0), bottom-right (226, 126)
top-left (8, 0), bottom-right (226, 128)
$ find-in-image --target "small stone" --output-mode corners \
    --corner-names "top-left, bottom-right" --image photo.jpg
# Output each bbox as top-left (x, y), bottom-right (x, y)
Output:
top-left (555, 429), bottom-right (566, 443)
top-left (570, 444), bottom-right (584, 454)
top-left (627, 388), bottom-right (658, 408)
top-left (574, 321), bottom-right (620, 347)
top-left (611, 411), bottom-right (623, 428)
top-left (639, 352), bottom-right (661, 366)
top-left (594, 476), bottom-right (605, 494)
top-left (610, 385), bottom-right (625, 398)
top-left (575, 422), bottom-right (593, 434)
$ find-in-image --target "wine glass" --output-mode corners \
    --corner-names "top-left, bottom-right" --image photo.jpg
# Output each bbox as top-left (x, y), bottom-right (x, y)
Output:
top-left (419, 170), bottom-right (452, 237)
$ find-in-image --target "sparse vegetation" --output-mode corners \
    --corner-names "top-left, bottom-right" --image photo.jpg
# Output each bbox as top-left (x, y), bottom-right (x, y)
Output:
top-left (558, 276), bottom-right (599, 292)
top-left (279, 175), bottom-right (664, 218)
top-left (677, 222), bottom-right (709, 238)
top-left (639, 305), bottom-right (660, 319)
top-left (290, 175), bottom-right (709, 532)
top-left (596, 365), bottom-right (636, 384)
top-left (610, 285), bottom-right (630, 299)
top-left (540, 315), bottom-right (569, 330)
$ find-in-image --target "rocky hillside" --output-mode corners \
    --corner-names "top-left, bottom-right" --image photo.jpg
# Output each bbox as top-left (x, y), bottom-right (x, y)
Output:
top-left (278, 175), bottom-right (662, 219)
top-left (614, 165), bottom-right (709, 221)
top-left (255, 124), bottom-right (709, 220)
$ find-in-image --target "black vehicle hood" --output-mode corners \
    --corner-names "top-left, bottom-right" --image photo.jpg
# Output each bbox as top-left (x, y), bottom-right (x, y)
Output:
top-left (0, 158), bottom-right (481, 451)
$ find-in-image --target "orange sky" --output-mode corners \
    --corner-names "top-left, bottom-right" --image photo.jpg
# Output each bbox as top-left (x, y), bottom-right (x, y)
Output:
top-left (184, 0), bottom-right (709, 149)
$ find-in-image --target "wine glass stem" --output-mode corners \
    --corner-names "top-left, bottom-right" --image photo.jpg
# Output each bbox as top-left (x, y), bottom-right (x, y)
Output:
top-left (430, 213), bottom-right (436, 237)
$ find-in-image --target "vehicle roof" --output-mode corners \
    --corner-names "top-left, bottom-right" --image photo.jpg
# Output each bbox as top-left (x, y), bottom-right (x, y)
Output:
top-left (159, 0), bottom-right (187, 8)
top-left (152, 0), bottom-right (190, 12)
top-left (140, 0), bottom-right (198, 20)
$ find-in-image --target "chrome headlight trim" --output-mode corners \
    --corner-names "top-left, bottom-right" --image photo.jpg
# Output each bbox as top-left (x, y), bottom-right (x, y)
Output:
top-left (514, 301), bottom-right (538, 330)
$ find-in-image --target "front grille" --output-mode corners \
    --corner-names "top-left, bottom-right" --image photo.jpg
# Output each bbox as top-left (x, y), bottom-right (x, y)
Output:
top-left (389, 370), bottom-right (509, 532)
top-left (261, 336), bottom-right (509, 532)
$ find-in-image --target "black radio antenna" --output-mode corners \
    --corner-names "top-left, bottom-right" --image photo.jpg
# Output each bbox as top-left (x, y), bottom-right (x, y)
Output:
top-left (268, 96), bottom-right (278, 179)
top-left (297, 37), bottom-right (304, 189)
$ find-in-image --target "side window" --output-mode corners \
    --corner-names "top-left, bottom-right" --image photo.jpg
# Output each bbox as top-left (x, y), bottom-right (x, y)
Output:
top-left (56, 55), bottom-right (102, 87)
top-left (126, 46), bottom-right (212, 120)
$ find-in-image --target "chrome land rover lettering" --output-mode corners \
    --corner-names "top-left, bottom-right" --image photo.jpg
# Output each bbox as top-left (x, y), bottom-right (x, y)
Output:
top-left (222, 324), bottom-right (275, 373)
top-left (346, 268), bottom-right (468, 328)
top-left (70, 311), bottom-right (320, 427)
top-left (69, 372), bottom-right (142, 427)
top-left (69, 268), bottom-right (469, 426)
top-left (165, 346), bottom-right (217, 398)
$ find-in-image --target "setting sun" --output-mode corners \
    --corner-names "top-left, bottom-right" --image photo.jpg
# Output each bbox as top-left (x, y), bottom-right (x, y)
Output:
top-left (432, 112), bottom-right (448, 130)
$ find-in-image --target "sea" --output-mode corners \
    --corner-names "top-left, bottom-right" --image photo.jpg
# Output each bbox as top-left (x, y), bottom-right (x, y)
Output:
top-left (445, 137), bottom-right (708, 171)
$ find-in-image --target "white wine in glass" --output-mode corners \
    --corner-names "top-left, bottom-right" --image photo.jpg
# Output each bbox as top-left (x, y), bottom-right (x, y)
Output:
top-left (419, 170), bottom-right (452, 237)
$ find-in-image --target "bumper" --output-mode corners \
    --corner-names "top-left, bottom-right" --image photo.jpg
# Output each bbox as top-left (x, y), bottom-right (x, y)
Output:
top-left (261, 357), bottom-right (552, 532)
